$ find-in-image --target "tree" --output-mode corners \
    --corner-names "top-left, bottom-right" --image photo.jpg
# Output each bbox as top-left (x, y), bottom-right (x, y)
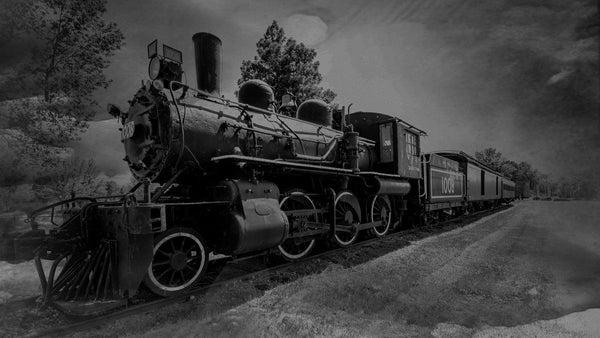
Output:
top-left (3, 0), bottom-right (124, 147)
top-left (32, 157), bottom-right (105, 201)
top-left (103, 180), bottom-right (118, 196)
top-left (475, 147), bottom-right (543, 198)
top-left (0, 0), bottom-right (123, 202)
top-left (474, 148), bottom-right (505, 172)
top-left (238, 21), bottom-right (336, 105)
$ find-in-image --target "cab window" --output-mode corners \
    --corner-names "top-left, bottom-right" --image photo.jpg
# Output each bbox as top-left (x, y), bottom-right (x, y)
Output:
top-left (405, 132), bottom-right (418, 156)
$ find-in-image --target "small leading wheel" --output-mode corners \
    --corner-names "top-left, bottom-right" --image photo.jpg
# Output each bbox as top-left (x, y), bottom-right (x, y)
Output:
top-left (277, 191), bottom-right (318, 261)
top-left (143, 228), bottom-right (208, 297)
top-left (367, 195), bottom-right (392, 237)
top-left (333, 191), bottom-right (360, 247)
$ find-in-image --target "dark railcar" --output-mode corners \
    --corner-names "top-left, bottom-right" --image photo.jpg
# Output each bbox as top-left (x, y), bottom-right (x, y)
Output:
top-left (431, 151), bottom-right (515, 209)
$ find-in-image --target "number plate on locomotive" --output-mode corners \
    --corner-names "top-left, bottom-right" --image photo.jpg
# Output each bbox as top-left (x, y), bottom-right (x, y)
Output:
top-left (121, 121), bottom-right (135, 140)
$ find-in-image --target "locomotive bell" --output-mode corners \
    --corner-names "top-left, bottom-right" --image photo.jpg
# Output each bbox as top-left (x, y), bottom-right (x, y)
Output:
top-left (279, 93), bottom-right (297, 117)
top-left (238, 79), bottom-right (275, 110)
top-left (297, 99), bottom-right (332, 127)
top-left (281, 93), bottom-right (296, 109)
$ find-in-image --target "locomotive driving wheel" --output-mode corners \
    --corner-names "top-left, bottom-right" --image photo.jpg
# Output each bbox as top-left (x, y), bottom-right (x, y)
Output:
top-left (367, 195), bottom-right (392, 237)
top-left (277, 191), bottom-right (318, 261)
top-left (143, 228), bottom-right (208, 297)
top-left (333, 191), bottom-right (361, 247)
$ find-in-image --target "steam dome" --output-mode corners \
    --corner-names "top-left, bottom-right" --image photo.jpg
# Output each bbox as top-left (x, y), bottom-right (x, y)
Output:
top-left (238, 80), bottom-right (274, 110)
top-left (297, 99), bottom-right (331, 127)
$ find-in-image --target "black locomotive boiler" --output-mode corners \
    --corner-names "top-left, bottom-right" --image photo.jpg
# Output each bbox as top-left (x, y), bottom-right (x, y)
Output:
top-left (12, 32), bottom-right (514, 314)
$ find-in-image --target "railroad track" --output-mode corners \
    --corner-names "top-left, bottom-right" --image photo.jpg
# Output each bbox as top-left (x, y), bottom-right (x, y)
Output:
top-left (18, 205), bottom-right (510, 337)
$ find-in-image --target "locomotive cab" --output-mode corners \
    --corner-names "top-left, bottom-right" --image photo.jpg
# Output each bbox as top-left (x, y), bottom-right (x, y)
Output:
top-left (347, 111), bottom-right (426, 178)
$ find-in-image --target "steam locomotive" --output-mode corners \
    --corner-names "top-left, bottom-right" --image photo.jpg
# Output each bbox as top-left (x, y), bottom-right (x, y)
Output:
top-left (7, 32), bottom-right (514, 314)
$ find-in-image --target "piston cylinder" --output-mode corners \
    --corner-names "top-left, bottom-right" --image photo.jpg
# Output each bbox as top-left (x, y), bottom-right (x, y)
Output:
top-left (209, 180), bottom-right (288, 255)
top-left (369, 177), bottom-right (411, 195)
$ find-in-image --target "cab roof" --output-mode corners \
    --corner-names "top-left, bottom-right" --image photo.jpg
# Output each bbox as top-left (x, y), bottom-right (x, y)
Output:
top-left (350, 111), bottom-right (427, 136)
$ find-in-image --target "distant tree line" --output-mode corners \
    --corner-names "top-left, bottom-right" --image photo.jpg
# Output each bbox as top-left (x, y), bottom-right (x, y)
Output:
top-left (474, 148), bottom-right (596, 199)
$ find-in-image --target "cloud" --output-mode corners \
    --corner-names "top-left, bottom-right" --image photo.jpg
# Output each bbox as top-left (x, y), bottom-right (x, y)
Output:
top-left (318, 0), bottom-right (599, 183)
top-left (547, 68), bottom-right (574, 85)
top-left (281, 14), bottom-right (328, 46)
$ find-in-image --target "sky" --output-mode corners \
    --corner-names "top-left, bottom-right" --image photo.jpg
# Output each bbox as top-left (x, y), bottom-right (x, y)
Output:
top-left (7, 0), bottom-right (599, 185)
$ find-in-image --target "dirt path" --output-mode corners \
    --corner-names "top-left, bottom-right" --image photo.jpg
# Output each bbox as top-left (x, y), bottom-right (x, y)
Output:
top-left (117, 200), bottom-right (600, 337)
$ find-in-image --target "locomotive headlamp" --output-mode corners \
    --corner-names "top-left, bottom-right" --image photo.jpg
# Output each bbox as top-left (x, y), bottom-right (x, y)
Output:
top-left (147, 57), bottom-right (182, 84)
top-left (146, 40), bottom-right (183, 86)
top-left (148, 57), bottom-right (161, 80)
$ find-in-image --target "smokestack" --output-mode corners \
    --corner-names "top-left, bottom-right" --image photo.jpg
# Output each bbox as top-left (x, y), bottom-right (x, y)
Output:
top-left (192, 32), bottom-right (221, 96)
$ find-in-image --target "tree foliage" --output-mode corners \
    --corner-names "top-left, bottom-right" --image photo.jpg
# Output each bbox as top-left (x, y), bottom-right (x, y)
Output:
top-left (474, 148), bottom-right (504, 173)
top-left (475, 147), bottom-right (541, 198)
top-left (32, 157), bottom-right (105, 201)
top-left (0, 0), bottom-right (123, 201)
top-left (474, 147), bottom-right (598, 199)
top-left (238, 21), bottom-right (336, 105)
top-left (3, 0), bottom-right (124, 147)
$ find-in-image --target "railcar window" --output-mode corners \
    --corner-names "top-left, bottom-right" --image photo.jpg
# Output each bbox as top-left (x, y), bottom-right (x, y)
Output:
top-left (405, 132), bottom-right (418, 156)
top-left (379, 123), bottom-right (394, 163)
top-left (481, 170), bottom-right (485, 195)
top-left (496, 177), bottom-right (499, 195)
